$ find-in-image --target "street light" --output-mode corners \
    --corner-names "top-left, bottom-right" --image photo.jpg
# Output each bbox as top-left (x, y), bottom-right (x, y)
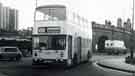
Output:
top-left (34, 0), bottom-right (38, 22)
top-left (130, 0), bottom-right (134, 59)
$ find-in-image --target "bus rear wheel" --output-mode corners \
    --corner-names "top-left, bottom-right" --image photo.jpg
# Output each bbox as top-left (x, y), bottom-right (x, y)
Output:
top-left (73, 54), bottom-right (78, 65)
top-left (87, 52), bottom-right (91, 62)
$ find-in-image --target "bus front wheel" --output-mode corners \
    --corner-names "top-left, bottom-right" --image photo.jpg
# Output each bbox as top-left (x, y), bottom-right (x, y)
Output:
top-left (66, 59), bottom-right (73, 67)
top-left (32, 59), bottom-right (40, 64)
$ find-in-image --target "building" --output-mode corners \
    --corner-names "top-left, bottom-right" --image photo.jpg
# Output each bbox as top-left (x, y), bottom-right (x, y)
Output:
top-left (0, 3), bottom-right (2, 29)
top-left (117, 18), bottom-right (122, 28)
top-left (123, 18), bottom-right (132, 31)
top-left (9, 9), bottom-right (18, 31)
top-left (0, 3), bottom-right (4, 30)
top-left (0, 3), bottom-right (18, 32)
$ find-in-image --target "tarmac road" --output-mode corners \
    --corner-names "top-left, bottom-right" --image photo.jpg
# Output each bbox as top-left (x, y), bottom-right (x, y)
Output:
top-left (0, 54), bottom-right (133, 76)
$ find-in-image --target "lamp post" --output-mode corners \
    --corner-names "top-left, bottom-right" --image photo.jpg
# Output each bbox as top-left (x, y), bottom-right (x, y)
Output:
top-left (111, 26), bottom-right (114, 40)
top-left (125, 0), bottom-right (134, 64)
top-left (34, 0), bottom-right (38, 22)
top-left (130, 0), bottom-right (134, 59)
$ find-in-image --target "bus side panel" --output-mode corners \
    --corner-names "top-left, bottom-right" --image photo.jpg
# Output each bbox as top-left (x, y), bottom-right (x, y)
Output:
top-left (73, 37), bottom-right (80, 62)
top-left (68, 36), bottom-right (72, 59)
top-left (81, 38), bottom-right (85, 61)
top-left (81, 38), bottom-right (90, 61)
top-left (89, 39), bottom-right (93, 59)
top-left (77, 37), bottom-right (82, 62)
top-left (72, 36), bottom-right (76, 59)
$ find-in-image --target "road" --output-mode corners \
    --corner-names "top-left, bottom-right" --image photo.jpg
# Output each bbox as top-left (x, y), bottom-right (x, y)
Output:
top-left (0, 53), bottom-right (133, 76)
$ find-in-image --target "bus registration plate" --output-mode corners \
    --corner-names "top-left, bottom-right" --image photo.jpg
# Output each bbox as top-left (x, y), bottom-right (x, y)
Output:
top-left (45, 52), bottom-right (51, 54)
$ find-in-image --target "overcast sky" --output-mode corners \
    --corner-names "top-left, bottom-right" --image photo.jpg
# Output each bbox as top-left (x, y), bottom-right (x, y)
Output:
top-left (0, 0), bottom-right (133, 29)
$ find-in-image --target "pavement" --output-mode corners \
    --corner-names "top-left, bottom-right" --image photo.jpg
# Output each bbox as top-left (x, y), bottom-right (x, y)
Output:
top-left (97, 58), bottom-right (135, 73)
top-left (0, 73), bottom-right (8, 76)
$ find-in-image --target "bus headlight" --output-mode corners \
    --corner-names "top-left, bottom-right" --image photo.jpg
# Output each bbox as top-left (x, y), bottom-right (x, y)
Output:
top-left (60, 52), bottom-right (64, 57)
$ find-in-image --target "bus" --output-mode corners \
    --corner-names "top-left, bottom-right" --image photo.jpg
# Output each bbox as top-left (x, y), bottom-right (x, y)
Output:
top-left (32, 5), bottom-right (92, 66)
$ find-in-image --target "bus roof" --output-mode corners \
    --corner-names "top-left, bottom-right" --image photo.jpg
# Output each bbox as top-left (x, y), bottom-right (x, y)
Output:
top-left (36, 5), bottom-right (66, 10)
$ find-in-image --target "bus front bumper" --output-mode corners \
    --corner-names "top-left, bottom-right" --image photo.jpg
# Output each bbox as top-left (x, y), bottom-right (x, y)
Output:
top-left (32, 58), bottom-right (68, 64)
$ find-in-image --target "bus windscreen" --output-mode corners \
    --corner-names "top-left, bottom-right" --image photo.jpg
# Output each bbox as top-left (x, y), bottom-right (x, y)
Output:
top-left (34, 35), bottom-right (66, 50)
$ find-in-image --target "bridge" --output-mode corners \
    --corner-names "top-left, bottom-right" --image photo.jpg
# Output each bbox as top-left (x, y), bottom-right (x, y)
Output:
top-left (92, 21), bottom-right (135, 52)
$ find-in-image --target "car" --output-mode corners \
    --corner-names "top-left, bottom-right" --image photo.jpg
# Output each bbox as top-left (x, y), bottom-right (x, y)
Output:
top-left (105, 40), bottom-right (128, 55)
top-left (0, 46), bottom-right (22, 61)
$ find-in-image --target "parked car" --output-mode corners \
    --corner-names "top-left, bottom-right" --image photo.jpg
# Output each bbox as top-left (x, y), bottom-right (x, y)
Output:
top-left (0, 46), bottom-right (22, 61)
top-left (105, 40), bottom-right (128, 55)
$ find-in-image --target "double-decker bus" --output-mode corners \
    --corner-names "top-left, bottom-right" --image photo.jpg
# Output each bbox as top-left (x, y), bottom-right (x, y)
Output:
top-left (32, 5), bottom-right (92, 66)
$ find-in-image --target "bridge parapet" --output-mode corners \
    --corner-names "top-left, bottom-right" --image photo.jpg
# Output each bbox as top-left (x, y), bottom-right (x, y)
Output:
top-left (92, 22), bottom-right (131, 35)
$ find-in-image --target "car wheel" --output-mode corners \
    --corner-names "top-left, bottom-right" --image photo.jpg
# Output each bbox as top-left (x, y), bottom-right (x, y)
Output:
top-left (9, 57), bottom-right (14, 61)
top-left (0, 55), bottom-right (2, 59)
top-left (107, 52), bottom-right (112, 55)
top-left (123, 51), bottom-right (127, 54)
top-left (16, 55), bottom-right (21, 61)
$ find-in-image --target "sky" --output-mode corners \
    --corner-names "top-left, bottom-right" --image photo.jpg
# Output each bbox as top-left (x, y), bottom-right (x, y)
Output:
top-left (0, 0), bottom-right (133, 29)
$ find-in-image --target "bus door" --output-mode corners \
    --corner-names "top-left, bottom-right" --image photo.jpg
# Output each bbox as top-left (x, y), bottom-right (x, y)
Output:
top-left (77, 37), bottom-right (82, 61)
top-left (68, 36), bottom-right (72, 59)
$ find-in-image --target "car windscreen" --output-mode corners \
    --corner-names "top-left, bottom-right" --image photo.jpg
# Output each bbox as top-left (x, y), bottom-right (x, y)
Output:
top-left (4, 48), bottom-right (18, 52)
